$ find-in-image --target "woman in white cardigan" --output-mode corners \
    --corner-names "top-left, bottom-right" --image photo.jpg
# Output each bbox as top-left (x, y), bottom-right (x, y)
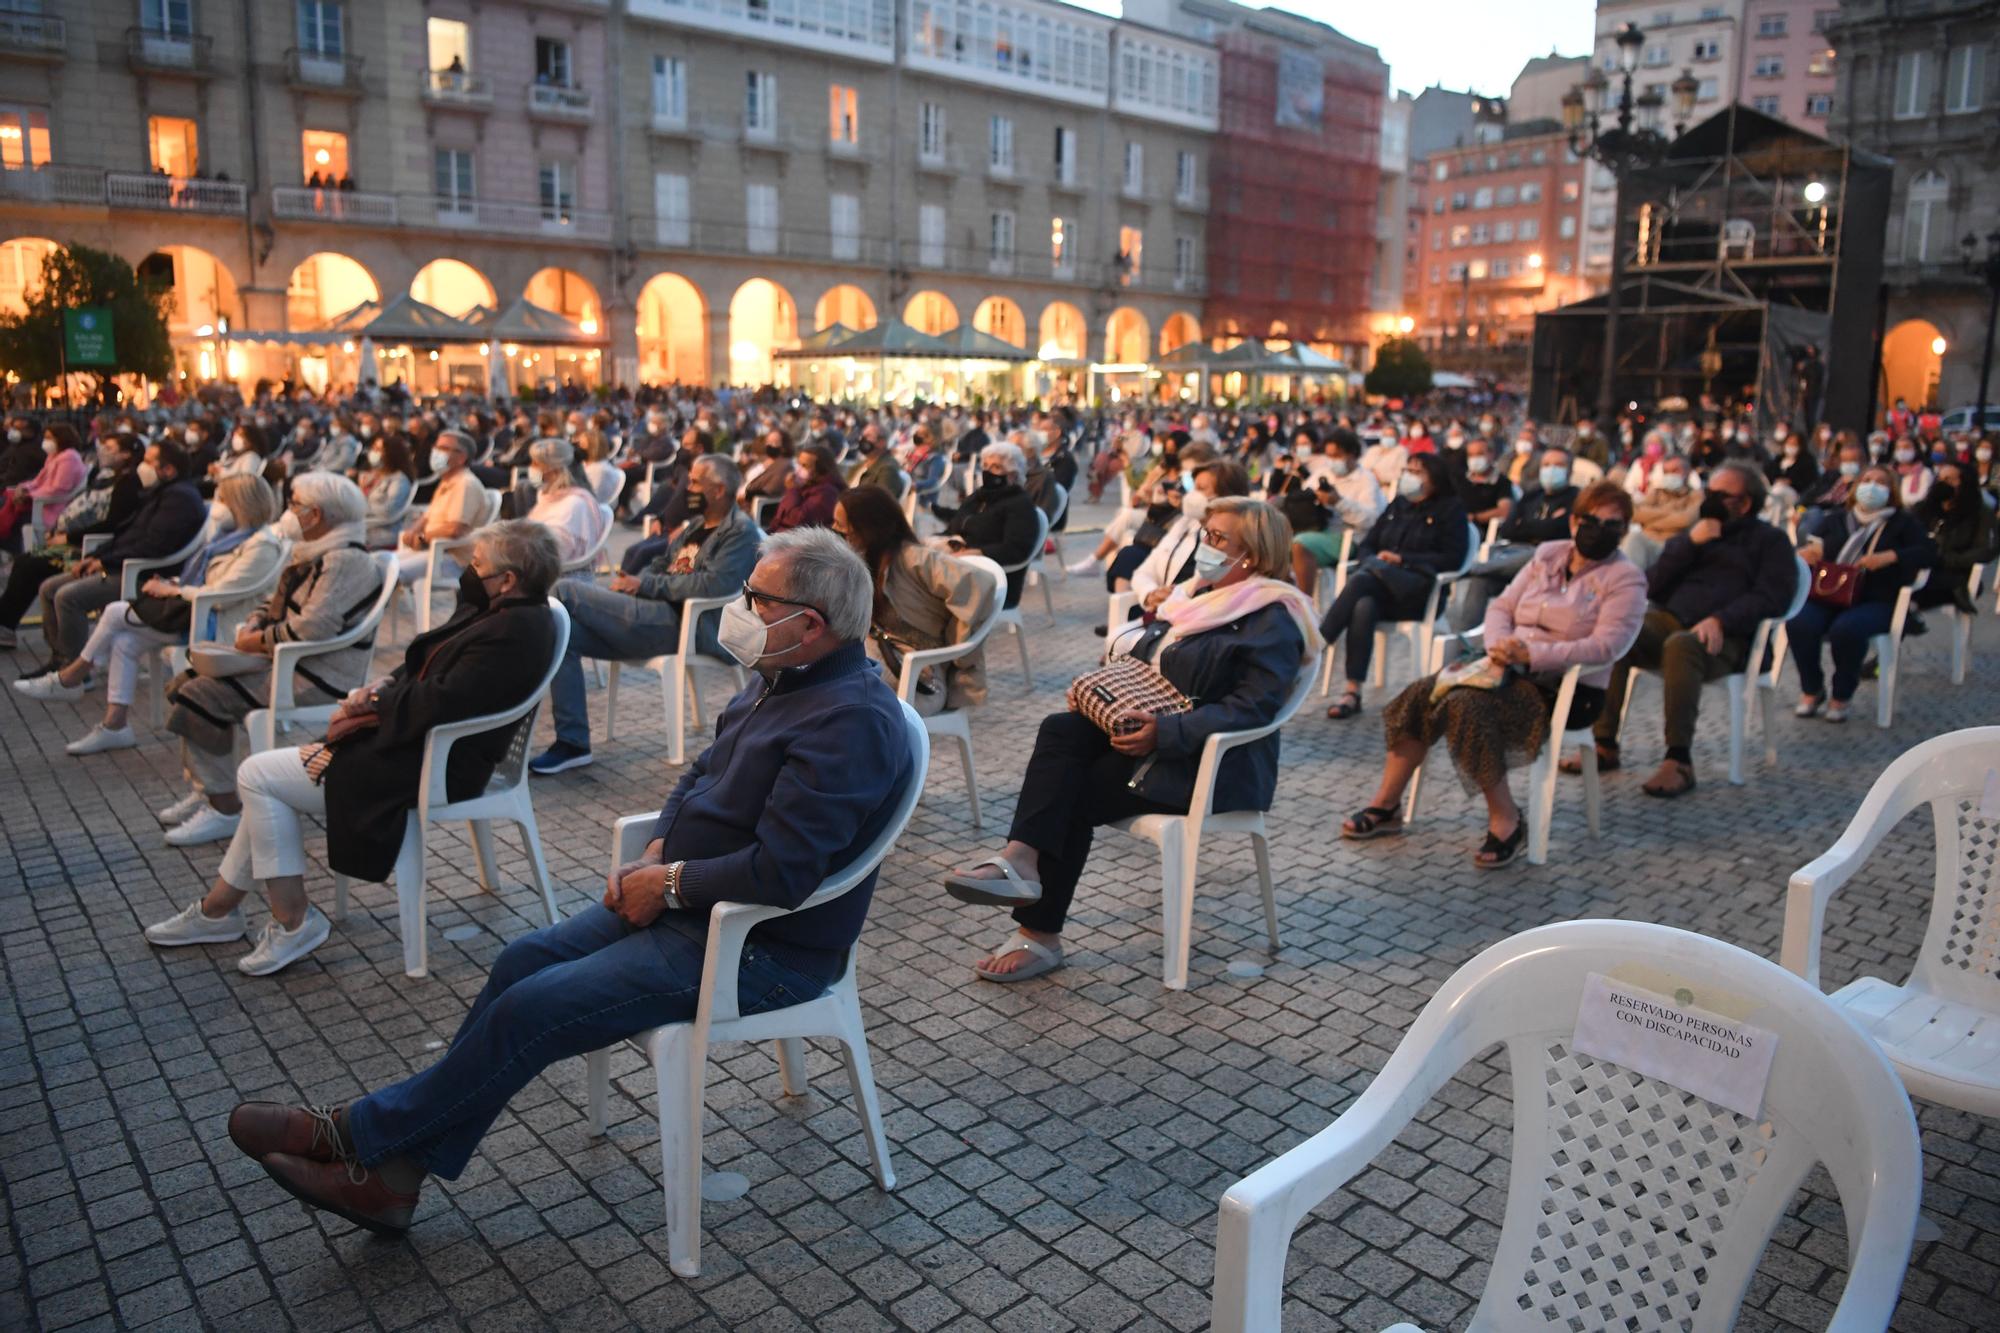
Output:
top-left (34, 476), bottom-right (288, 755)
top-left (524, 438), bottom-right (608, 565)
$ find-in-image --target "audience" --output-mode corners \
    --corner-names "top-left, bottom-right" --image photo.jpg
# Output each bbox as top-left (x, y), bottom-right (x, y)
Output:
top-left (835, 484), bottom-right (994, 716)
top-left (1891, 437), bottom-right (1934, 507)
top-left (847, 424), bottom-right (903, 494)
top-left (1912, 460), bottom-right (1998, 618)
top-left (224, 529), bottom-right (914, 1233)
top-left (738, 430), bottom-right (792, 512)
top-left (943, 498), bottom-right (1314, 982)
top-left (1581, 463), bottom-right (1796, 796)
top-left (144, 521), bottom-right (561, 976)
top-left (768, 442), bottom-right (842, 534)
top-left (19, 476), bottom-right (286, 755)
top-left (357, 435), bottom-right (417, 549)
top-left (1317, 452), bottom-right (1471, 721)
top-left (1284, 429), bottom-right (1386, 597)
top-left (1447, 447), bottom-right (1579, 635)
top-left (934, 442), bottom-right (1040, 609)
top-left (395, 431), bottom-right (487, 590)
top-left (524, 439), bottom-right (608, 565)
top-left (1, 423), bottom-right (88, 552)
top-left (158, 474), bottom-right (385, 847)
top-left (1131, 460), bottom-right (1252, 613)
top-left (1788, 464), bottom-right (1936, 721)
top-left (1342, 482), bottom-right (1647, 867)
top-left (1622, 454), bottom-right (1701, 570)
top-left (531, 454), bottom-right (760, 775)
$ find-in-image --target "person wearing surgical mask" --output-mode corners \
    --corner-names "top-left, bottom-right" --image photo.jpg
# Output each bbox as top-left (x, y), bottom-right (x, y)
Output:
top-left (1889, 435), bottom-right (1935, 506)
top-left (396, 430), bottom-right (488, 595)
top-left (931, 441), bottom-right (1039, 609)
top-left (1446, 448), bottom-right (1580, 636)
top-left (1625, 454), bottom-right (1703, 570)
top-left (531, 454), bottom-right (761, 775)
top-left (521, 438), bottom-right (607, 565)
top-left (1788, 463), bottom-right (1936, 722)
top-left (944, 498), bottom-right (1316, 983)
top-left (766, 441), bottom-right (843, 536)
top-left (0, 414), bottom-right (45, 488)
top-left (212, 422), bottom-right (268, 482)
top-left (1129, 460), bottom-right (1252, 616)
top-left (2, 422), bottom-right (88, 553)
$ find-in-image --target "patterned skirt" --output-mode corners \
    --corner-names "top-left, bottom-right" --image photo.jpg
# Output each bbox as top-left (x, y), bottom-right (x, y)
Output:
top-left (1381, 673), bottom-right (1554, 795)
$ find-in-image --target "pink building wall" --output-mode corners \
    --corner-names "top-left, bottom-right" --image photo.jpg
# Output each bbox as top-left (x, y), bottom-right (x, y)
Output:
top-left (1739, 0), bottom-right (1841, 131)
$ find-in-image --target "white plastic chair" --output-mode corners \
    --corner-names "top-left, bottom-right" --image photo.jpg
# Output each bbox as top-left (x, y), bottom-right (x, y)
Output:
top-left (1213, 919), bottom-right (1923, 1333)
top-left (601, 591), bottom-right (748, 765)
top-left (149, 540), bottom-right (294, 730)
top-left (23, 480), bottom-right (84, 551)
top-left (1781, 724), bottom-right (2000, 1116)
top-left (1625, 553), bottom-right (1807, 784)
top-left (1041, 481), bottom-right (1071, 580)
top-left (1871, 569), bottom-right (1926, 727)
top-left (245, 552), bottom-right (400, 753)
top-left (1945, 561), bottom-right (1983, 685)
top-left (76, 526), bottom-right (211, 602)
top-left (1475, 514), bottom-right (1502, 561)
top-left (584, 701), bottom-right (929, 1277)
top-left (1105, 587), bottom-right (1139, 644)
top-left (895, 554), bottom-right (1005, 827)
top-left (1318, 522), bottom-right (1478, 697)
top-left (314, 599), bottom-right (573, 977)
top-left (1401, 629), bottom-right (1605, 866)
top-left (561, 503), bottom-right (616, 576)
top-left (752, 495), bottom-right (781, 531)
top-left (1108, 661), bottom-right (1316, 990)
top-left (411, 490), bottom-right (504, 636)
top-left (1025, 484), bottom-right (1065, 613)
top-left (990, 504), bottom-right (1051, 686)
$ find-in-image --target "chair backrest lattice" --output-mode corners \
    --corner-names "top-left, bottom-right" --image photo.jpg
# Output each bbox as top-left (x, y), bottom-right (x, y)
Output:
top-left (1936, 797), bottom-right (2000, 985)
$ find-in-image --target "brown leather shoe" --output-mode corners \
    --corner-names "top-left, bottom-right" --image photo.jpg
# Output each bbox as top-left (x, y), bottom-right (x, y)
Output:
top-left (227, 1102), bottom-right (345, 1164)
top-left (260, 1151), bottom-right (420, 1236)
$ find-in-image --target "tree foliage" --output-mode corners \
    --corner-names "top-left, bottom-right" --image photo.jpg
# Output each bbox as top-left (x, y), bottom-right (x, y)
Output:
top-left (0, 243), bottom-right (174, 399)
top-left (1365, 337), bottom-right (1434, 401)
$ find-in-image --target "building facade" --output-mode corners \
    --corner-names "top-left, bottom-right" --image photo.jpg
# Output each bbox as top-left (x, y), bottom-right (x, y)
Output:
top-left (0, 0), bottom-right (1215, 394)
top-left (1828, 0), bottom-right (1997, 414)
top-left (1372, 89), bottom-right (1412, 332)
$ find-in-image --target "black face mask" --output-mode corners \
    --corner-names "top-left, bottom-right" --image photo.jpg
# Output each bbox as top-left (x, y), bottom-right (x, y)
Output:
top-left (1698, 493), bottom-right (1738, 524)
top-left (684, 487), bottom-right (708, 515)
top-left (458, 567), bottom-right (494, 612)
top-left (1573, 518), bottom-right (1624, 561)
top-left (1929, 481), bottom-right (1956, 508)
top-left (980, 470), bottom-right (1007, 491)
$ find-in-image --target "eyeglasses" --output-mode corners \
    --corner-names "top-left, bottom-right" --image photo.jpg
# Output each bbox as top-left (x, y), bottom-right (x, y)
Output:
top-left (1575, 513), bottom-right (1628, 537)
top-left (742, 585), bottom-right (824, 621)
top-left (1199, 527), bottom-right (1243, 549)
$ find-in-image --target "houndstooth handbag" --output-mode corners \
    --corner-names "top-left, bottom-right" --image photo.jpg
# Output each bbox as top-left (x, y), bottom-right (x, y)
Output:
top-left (1066, 656), bottom-right (1194, 737)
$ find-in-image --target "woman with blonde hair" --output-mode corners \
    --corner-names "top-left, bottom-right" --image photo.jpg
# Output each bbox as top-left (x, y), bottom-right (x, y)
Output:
top-left (943, 497), bottom-right (1315, 982)
top-left (27, 475), bottom-right (288, 755)
top-left (524, 438), bottom-right (608, 564)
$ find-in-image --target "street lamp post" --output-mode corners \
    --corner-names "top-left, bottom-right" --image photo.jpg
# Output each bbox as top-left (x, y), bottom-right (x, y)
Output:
top-left (1964, 227), bottom-right (2000, 437)
top-left (1562, 26), bottom-right (1699, 434)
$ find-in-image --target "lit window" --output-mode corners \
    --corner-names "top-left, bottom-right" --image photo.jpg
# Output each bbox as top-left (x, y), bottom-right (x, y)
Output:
top-left (1117, 225), bottom-right (1142, 285)
top-left (0, 106), bottom-right (52, 171)
top-left (148, 115), bottom-right (199, 176)
top-left (828, 84), bottom-right (858, 144)
top-left (300, 128), bottom-right (347, 182)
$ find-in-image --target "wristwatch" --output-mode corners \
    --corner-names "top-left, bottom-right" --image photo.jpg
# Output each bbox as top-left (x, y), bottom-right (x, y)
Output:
top-left (663, 860), bottom-right (687, 911)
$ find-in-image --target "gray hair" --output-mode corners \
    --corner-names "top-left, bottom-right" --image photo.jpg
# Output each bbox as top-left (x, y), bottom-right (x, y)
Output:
top-left (1713, 460), bottom-right (1769, 511)
top-left (435, 429), bottom-right (474, 457)
top-left (980, 441), bottom-right (1026, 483)
top-left (760, 527), bottom-right (871, 642)
top-left (290, 471), bottom-right (368, 526)
top-left (474, 519), bottom-right (561, 600)
top-left (692, 452), bottom-right (742, 494)
top-left (528, 437), bottom-right (583, 493)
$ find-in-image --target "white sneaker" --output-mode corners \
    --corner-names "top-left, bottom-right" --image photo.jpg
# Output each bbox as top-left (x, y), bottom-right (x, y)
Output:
top-left (165, 805), bottom-right (241, 847)
top-left (66, 724), bottom-right (137, 756)
top-left (145, 898), bottom-right (247, 947)
top-left (237, 907), bottom-right (332, 976)
top-left (14, 672), bottom-right (86, 701)
top-left (1064, 555), bottom-right (1100, 574)
top-left (156, 790), bottom-right (206, 826)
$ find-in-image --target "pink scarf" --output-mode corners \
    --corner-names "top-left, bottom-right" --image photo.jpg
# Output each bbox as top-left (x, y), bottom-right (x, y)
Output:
top-left (1154, 576), bottom-right (1319, 664)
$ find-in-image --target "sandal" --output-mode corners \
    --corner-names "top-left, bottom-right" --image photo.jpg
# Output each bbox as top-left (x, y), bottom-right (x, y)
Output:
top-left (1559, 742), bottom-right (1620, 775)
top-left (1474, 821), bottom-right (1526, 869)
top-left (1823, 700), bottom-right (1850, 724)
top-left (973, 931), bottom-right (1064, 984)
top-left (1341, 806), bottom-right (1405, 841)
top-left (1794, 694), bottom-right (1825, 718)
top-left (1641, 761), bottom-right (1698, 799)
top-left (1325, 690), bottom-right (1363, 721)
top-left (943, 856), bottom-right (1043, 907)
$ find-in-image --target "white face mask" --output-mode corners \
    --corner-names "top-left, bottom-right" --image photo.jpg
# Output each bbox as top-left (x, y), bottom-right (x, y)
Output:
top-left (4, 429), bottom-right (19, 443)
top-left (1855, 481), bottom-right (1892, 511)
top-left (1979, 446), bottom-right (1994, 462)
top-left (1329, 458), bottom-right (1352, 477)
top-left (233, 436), bottom-right (253, 454)
top-left (208, 502), bottom-right (236, 533)
top-left (717, 599), bottom-right (808, 668)
top-left (1513, 439), bottom-right (1534, 455)
top-left (1657, 470), bottom-right (1688, 493)
top-left (136, 462), bottom-right (160, 489)
top-left (430, 449), bottom-right (452, 473)
top-left (1466, 454), bottom-right (1491, 475)
top-left (275, 510), bottom-right (304, 542)
top-left (1894, 448), bottom-right (1916, 464)
top-left (1397, 473), bottom-right (1424, 499)
top-left (1192, 541), bottom-right (1235, 582)
top-left (367, 447), bottom-right (384, 468)
top-left (1181, 491), bottom-right (1211, 524)
top-left (42, 438), bottom-right (57, 456)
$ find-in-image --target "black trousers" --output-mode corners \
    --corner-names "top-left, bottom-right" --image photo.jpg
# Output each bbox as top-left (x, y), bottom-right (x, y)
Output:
top-left (1007, 712), bottom-right (1182, 934)
top-left (0, 553), bottom-right (60, 630)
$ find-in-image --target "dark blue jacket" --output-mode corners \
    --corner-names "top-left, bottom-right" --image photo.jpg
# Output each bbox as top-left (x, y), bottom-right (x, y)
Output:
top-left (99, 477), bottom-right (205, 575)
top-left (1358, 492), bottom-right (1471, 578)
top-left (1123, 600), bottom-right (1306, 812)
top-left (1798, 506), bottom-right (1936, 606)
top-left (654, 642), bottom-right (915, 963)
top-left (1650, 516), bottom-right (1798, 639)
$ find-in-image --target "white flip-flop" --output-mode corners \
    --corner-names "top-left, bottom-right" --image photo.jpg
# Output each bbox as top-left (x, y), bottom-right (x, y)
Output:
top-left (942, 856), bottom-right (1042, 907)
top-left (973, 931), bottom-right (1064, 984)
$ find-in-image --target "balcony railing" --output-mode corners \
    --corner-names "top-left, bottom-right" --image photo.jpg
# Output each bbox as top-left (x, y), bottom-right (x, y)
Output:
top-left (286, 47), bottom-right (364, 93)
top-left (126, 26), bottom-right (211, 75)
top-left (527, 83), bottom-right (593, 119)
top-left (106, 171), bottom-right (246, 215)
top-left (426, 196), bottom-right (612, 240)
top-left (422, 70), bottom-right (492, 107)
top-left (0, 12), bottom-right (65, 57)
top-left (633, 217), bottom-right (892, 265)
top-left (271, 185), bottom-right (398, 225)
top-left (0, 164), bottom-right (108, 206)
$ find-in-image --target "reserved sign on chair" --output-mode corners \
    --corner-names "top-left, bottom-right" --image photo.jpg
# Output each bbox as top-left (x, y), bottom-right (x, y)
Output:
top-left (1571, 972), bottom-right (1779, 1120)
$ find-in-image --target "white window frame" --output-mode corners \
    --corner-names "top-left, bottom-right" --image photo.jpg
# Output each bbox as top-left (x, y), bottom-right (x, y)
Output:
top-left (538, 159), bottom-right (575, 227)
top-left (434, 147), bottom-right (475, 217)
top-left (1893, 51), bottom-right (1930, 119)
top-left (143, 0), bottom-right (193, 37)
top-left (1946, 44), bottom-right (1985, 114)
top-left (1175, 150), bottom-right (1196, 204)
top-left (1173, 234), bottom-right (1195, 290)
top-left (830, 192), bottom-right (860, 261)
top-left (746, 182), bottom-right (779, 254)
top-left (829, 83), bottom-right (858, 145)
top-left (1754, 54), bottom-right (1784, 78)
top-left (1051, 215), bottom-right (1074, 277)
top-left (988, 114), bottom-right (1014, 174)
top-left (919, 102), bottom-right (947, 165)
top-left (1122, 141), bottom-right (1143, 196)
top-left (654, 171), bottom-right (690, 246)
top-left (652, 56), bottom-right (687, 128)
top-left (297, 1), bottom-right (343, 57)
top-left (988, 209), bottom-right (1015, 274)
top-left (745, 71), bottom-right (777, 141)
top-left (535, 36), bottom-right (573, 88)
top-left (1903, 171), bottom-right (1948, 263)
top-left (1053, 125), bottom-right (1076, 186)
top-left (919, 203), bottom-right (946, 267)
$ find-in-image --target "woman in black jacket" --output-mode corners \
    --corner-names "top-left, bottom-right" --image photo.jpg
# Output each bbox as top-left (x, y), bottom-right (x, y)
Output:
top-left (140, 520), bottom-right (562, 977)
top-left (933, 441), bottom-right (1040, 608)
top-left (942, 498), bottom-right (1315, 984)
top-left (1788, 464), bottom-right (1936, 722)
top-left (1912, 460), bottom-right (1999, 616)
top-left (1318, 452), bottom-right (1470, 719)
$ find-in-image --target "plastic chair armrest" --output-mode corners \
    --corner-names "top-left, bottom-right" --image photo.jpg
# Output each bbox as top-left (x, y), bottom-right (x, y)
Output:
top-left (700, 900), bottom-right (790, 1024)
top-left (81, 534), bottom-right (110, 555)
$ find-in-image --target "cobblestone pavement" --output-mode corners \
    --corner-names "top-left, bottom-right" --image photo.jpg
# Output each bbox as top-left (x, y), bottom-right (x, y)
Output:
top-left (2, 500), bottom-right (1996, 1333)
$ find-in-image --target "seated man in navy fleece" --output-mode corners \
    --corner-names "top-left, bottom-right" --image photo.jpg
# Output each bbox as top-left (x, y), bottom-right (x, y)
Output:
top-left (222, 527), bottom-right (916, 1235)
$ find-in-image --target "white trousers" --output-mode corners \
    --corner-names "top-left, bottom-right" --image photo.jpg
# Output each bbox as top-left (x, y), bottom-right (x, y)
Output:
top-left (395, 545), bottom-right (460, 588)
top-left (78, 600), bottom-right (178, 706)
top-left (217, 747), bottom-right (325, 890)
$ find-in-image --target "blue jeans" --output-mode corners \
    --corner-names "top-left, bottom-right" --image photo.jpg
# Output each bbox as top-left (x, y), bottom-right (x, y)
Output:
top-left (620, 533), bottom-right (674, 575)
top-left (344, 906), bottom-right (838, 1180)
top-left (549, 578), bottom-right (689, 749)
top-left (1786, 598), bottom-right (1895, 701)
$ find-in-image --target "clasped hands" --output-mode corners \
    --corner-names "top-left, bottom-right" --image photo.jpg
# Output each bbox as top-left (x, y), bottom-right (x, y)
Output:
top-left (605, 838), bottom-right (674, 928)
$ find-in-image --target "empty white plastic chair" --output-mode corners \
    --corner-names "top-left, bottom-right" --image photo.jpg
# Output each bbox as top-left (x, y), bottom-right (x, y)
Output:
top-left (584, 700), bottom-right (929, 1277)
top-left (410, 490), bottom-right (505, 636)
top-left (1781, 724), bottom-right (2000, 1116)
top-left (313, 599), bottom-right (571, 977)
top-left (601, 591), bottom-right (748, 765)
top-left (1041, 481), bottom-right (1071, 581)
top-left (1946, 561), bottom-right (1984, 685)
top-left (560, 503), bottom-right (616, 577)
top-left (1361, 521), bottom-right (1478, 694)
top-left (893, 555), bottom-right (1006, 827)
top-left (1872, 569), bottom-right (1926, 727)
top-left (1108, 662), bottom-right (1316, 990)
top-left (990, 504), bottom-right (1051, 687)
top-left (1402, 628), bottom-right (1605, 866)
top-left (1625, 553), bottom-right (1807, 784)
top-left (245, 552), bottom-right (400, 753)
top-left (1024, 487), bottom-right (1064, 614)
top-left (1214, 919), bottom-right (1922, 1333)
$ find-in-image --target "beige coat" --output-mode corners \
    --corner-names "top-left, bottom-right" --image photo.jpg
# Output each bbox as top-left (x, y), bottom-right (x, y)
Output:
top-left (868, 542), bottom-right (995, 714)
top-left (1633, 484), bottom-right (1702, 540)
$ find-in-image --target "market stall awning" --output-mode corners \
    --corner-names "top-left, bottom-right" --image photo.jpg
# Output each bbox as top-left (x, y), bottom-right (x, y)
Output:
top-left (324, 293), bottom-right (485, 343)
top-left (777, 318), bottom-right (957, 359)
top-left (942, 326), bottom-right (1034, 361)
top-left (207, 329), bottom-right (348, 347)
top-left (784, 323), bottom-right (857, 355)
top-left (1154, 342), bottom-right (1216, 369)
top-left (466, 296), bottom-right (607, 345)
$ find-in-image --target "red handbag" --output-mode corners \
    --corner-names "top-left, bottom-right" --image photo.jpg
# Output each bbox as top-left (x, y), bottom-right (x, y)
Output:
top-left (1805, 522), bottom-right (1885, 609)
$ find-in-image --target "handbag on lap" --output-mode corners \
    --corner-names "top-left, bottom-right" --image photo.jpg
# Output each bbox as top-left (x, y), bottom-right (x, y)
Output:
top-left (1066, 657), bottom-right (1194, 737)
